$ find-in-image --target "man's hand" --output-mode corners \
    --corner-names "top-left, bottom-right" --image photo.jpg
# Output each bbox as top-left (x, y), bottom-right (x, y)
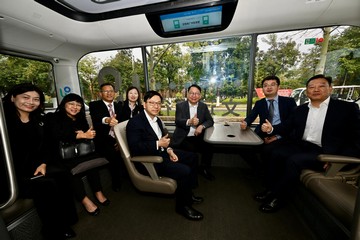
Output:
top-left (240, 120), bottom-right (247, 130)
top-left (107, 114), bottom-right (118, 127)
top-left (159, 134), bottom-right (170, 148)
top-left (264, 135), bottom-right (277, 144)
top-left (189, 114), bottom-right (199, 126)
top-left (194, 124), bottom-right (205, 136)
top-left (167, 148), bottom-right (178, 162)
top-left (261, 119), bottom-right (273, 134)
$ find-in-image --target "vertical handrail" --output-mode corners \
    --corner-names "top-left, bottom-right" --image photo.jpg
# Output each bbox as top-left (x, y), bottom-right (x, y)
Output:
top-left (0, 100), bottom-right (18, 209)
top-left (246, 33), bottom-right (258, 117)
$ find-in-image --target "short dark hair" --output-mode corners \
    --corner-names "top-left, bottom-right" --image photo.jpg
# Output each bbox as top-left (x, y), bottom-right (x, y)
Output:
top-left (262, 76), bottom-right (280, 86)
top-left (306, 74), bottom-right (332, 87)
top-left (56, 93), bottom-right (85, 118)
top-left (187, 84), bottom-right (201, 93)
top-left (144, 90), bottom-right (163, 102)
top-left (100, 82), bottom-right (115, 91)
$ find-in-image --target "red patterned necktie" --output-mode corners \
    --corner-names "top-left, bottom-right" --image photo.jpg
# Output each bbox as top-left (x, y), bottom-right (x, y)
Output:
top-left (108, 103), bottom-right (115, 138)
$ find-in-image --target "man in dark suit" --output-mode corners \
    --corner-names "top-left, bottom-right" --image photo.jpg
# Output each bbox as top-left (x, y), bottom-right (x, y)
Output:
top-left (241, 76), bottom-right (296, 142)
top-left (89, 83), bottom-right (123, 192)
top-left (240, 76), bottom-right (297, 178)
top-left (126, 90), bottom-right (204, 220)
top-left (172, 84), bottom-right (215, 180)
top-left (255, 74), bottom-right (360, 212)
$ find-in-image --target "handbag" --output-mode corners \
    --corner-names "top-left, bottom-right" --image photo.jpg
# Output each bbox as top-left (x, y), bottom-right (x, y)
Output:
top-left (58, 139), bottom-right (108, 175)
top-left (59, 139), bottom-right (96, 160)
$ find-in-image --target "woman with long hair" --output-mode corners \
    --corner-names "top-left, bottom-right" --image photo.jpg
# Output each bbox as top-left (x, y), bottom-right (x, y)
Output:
top-left (3, 83), bottom-right (78, 239)
top-left (46, 93), bottom-right (109, 217)
top-left (119, 86), bottom-right (143, 122)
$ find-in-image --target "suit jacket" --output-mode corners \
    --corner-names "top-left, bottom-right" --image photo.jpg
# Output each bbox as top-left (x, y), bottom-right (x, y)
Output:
top-left (89, 100), bottom-right (122, 143)
top-left (273, 98), bottom-right (360, 157)
top-left (245, 96), bottom-right (296, 138)
top-left (172, 100), bottom-right (214, 147)
top-left (126, 110), bottom-right (167, 156)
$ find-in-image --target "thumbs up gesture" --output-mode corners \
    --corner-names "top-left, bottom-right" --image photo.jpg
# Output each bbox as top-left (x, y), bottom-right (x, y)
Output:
top-left (190, 113), bottom-right (199, 126)
top-left (108, 114), bottom-right (118, 127)
top-left (261, 119), bottom-right (273, 134)
top-left (86, 126), bottom-right (96, 139)
top-left (159, 134), bottom-right (170, 148)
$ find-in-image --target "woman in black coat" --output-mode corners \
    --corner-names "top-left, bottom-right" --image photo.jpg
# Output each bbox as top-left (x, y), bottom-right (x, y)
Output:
top-left (119, 86), bottom-right (143, 122)
top-left (46, 93), bottom-right (109, 217)
top-left (3, 83), bottom-right (78, 239)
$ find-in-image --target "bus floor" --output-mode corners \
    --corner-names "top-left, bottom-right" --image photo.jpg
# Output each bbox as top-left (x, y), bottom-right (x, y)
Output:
top-left (72, 165), bottom-right (316, 240)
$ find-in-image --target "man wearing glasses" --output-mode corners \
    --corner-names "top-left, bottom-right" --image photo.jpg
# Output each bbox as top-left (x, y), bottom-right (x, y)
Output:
top-left (126, 90), bottom-right (204, 220)
top-left (172, 84), bottom-right (215, 180)
top-left (89, 83), bottom-right (123, 192)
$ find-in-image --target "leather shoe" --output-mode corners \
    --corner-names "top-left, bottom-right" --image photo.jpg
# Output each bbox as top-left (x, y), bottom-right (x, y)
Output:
top-left (253, 190), bottom-right (273, 202)
top-left (199, 168), bottom-right (215, 180)
top-left (192, 195), bottom-right (204, 204)
top-left (259, 198), bottom-right (283, 213)
top-left (63, 227), bottom-right (76, 238)
top-left (176, 206), bottom-right (204, 220)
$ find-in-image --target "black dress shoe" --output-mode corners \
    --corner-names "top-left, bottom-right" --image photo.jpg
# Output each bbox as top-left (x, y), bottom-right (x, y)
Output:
top-left (253, 190), bottom-right (273, 202)
top-left (192, 195), bottom-right (204, 204)
top-left (63, 227), bottom-right (76, 238)
top-left (86, 207), bottom-right (100, 216)
top-left (259, 198), bottom-right (282, 213)
top-left (176, 206), bottom-right (204, 220)
top-left (199, 169), bottom-right (215, 180)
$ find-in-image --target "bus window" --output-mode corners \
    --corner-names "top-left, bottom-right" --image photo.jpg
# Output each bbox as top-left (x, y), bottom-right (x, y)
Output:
top-left (84, 37), bottom-right (252, 122)
top-left (0, 54), bottom-right (56, 109)
top-left (257, 26), bottom-right (360, 108)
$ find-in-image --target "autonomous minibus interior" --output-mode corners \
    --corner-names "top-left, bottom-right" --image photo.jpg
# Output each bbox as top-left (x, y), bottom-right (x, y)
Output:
top-left (1, 0), bottom-right (360, 239)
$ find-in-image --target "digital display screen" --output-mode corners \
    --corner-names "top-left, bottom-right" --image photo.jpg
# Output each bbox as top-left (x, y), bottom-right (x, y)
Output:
top-left (160, 6), bottom-right (222, 33)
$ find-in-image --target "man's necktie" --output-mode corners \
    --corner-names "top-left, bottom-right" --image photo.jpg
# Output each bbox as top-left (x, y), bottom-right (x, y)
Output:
top-left (108, 103), bottom-right (115, 138)
top-left (268, 99), bottom-right (274, 124)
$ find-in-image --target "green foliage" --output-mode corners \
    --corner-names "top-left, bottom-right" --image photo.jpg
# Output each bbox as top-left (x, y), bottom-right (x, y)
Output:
top-left (0, 54), bottom-right (53, 97)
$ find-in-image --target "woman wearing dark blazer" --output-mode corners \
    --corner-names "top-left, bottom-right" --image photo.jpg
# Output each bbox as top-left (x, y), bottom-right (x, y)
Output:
top-left (119, 86), bottom-right (143, 122)
top-left (46, 93), bottom-right (109, 217)
top-left (3, 83), bottom-right (78, 239)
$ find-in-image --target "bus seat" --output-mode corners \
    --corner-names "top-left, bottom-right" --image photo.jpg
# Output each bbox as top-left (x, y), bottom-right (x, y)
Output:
top-left (113, 121), bottom-right (177, 194)
top-left (300, 154), bottom-right (360, 230)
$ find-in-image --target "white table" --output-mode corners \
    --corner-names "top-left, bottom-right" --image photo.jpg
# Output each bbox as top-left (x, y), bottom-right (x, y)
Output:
top-left (204, 122), bottom-right (263, 145)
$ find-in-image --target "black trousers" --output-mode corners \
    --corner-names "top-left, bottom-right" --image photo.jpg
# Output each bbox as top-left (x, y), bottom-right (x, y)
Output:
top-left (136, 149), bottom-right (199, 207)
top-left (267, 140), bottom-right (324, 197)
top-left (23, 166), bottom-right (78, 237)
top-left (95, 136), bottom-right (124, 186)
top-left (178, 135), bottom-right (213, 169)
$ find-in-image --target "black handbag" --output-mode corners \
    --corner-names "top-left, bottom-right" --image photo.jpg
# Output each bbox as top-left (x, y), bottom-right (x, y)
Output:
top-left (59, 139), bottom-right (96, 160)
top-left (58, 139), bottom-right (108, 175)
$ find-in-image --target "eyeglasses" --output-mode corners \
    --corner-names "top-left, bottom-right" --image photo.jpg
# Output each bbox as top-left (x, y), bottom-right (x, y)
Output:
top-left (147, 101), bottom-right (162, 107)
top-left (102, 90), bottom-right (115, 94)
top-left (263, 83), bottom-right (278, 88)
top-left (67, 102), bottom-right (82, 108)
top-left (189, 92), bottom-right (200, 96)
